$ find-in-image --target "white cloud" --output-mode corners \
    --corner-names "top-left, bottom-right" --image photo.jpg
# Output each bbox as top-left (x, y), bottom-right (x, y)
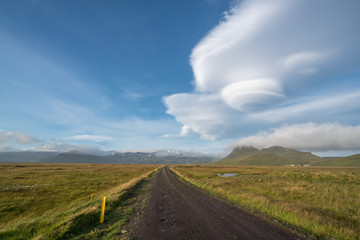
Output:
top-left (191, 0), bottom-right (288, 92)
top-left (0, 130), bottom-right (38, 145)
top-left (164, 0), bottom-right (360, 144)
top-left (233, 123), bottom-right (360, 151)
top-left (165, 89), bottom-right (360, 140)
top-left (164, 93), bottom-right (244, 140)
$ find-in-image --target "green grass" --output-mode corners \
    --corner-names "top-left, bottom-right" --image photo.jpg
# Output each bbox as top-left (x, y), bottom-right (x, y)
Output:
top-left (0, 163), bottom-right (160, 239)
top-left (171, 165), bottom-right (360, 240)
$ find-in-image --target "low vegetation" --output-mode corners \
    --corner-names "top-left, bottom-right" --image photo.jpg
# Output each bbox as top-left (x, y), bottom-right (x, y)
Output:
top-left (0, 163), bottom-right (160, 239)
top-left (171, 165), bottom-right (360, 240)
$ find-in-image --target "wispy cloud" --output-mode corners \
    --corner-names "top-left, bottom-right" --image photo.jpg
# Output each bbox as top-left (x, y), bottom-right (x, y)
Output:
top-left (0, 129), bottom-right (39, 151)
top-left (283, 51), bottom-right (332, 70)
top-left (0, 30), bottom-right (117, 130)
top-left (106, 117), bottom-right (181, 137)
top-left (0, 130), bottom-right (38, 145)
top-left (65, 135), bottom-right (112, 142)
top-left (249, 91), bottom-right (360, 123)
top-left (36, 142), bottom-right (107, 156)
top-left (123, 89), bottom-right (143, 101)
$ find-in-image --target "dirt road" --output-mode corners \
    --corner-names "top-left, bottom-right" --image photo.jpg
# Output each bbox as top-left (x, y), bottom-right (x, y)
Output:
top-left (132, 167), bottom-right (303, 240)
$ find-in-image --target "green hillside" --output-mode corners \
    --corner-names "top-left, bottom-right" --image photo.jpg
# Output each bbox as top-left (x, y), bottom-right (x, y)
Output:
top-left (223, 146), bottom-right (259, 160)
top-left (216, 146), bottom-right (322, 166)
top-left (230, 154), bottom-right (289, 166)
top-left (218, 146), bottom-right (259, 165)
top-left (313, 154), bottom-right (360, 167)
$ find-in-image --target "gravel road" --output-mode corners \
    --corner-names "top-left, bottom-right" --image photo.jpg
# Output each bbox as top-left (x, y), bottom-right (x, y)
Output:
top-left (132, 166), bottom-right (303, 240)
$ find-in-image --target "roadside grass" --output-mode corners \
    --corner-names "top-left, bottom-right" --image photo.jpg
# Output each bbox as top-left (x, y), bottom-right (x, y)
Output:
top-left (171, 165), bottom-right (360, 240)
top-left (0, 163), bottom-right (160, 240)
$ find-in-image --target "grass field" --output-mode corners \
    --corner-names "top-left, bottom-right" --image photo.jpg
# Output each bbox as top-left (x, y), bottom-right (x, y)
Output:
top-left (171, 165), bottom-right (360, 240)
top-left (0, 163), bottom-right (160, 240)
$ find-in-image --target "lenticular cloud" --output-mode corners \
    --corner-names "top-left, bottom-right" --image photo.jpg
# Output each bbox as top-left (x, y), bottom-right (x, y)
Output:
top-left (221, 78), bottom-right (285, 112)
top-left (190, 0), bottom-right (291, 111)
top-left (163, 0), bottom-right (360, 140)
top-left (190, 0), bottom-right (287, 93)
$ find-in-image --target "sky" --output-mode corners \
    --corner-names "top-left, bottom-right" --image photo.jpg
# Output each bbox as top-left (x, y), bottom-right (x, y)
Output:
top-left (0, 0), bottom-right (359, 156)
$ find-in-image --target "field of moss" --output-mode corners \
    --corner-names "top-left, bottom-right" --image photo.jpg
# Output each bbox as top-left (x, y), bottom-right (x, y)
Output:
top-left (171, 165), bottom-right (360, 240)
top-left (0, 163), bottom-right (160, 240)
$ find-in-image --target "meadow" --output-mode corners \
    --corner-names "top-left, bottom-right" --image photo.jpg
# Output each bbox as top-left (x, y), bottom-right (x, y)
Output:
top-left (171, 165), bottom-right (360, 240)
top-left (0, 163), bottom-right (160, 240)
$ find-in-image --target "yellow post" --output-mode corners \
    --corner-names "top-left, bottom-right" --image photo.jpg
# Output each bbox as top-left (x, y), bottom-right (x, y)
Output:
top-left (90, 194), bottom-right (94, 202)
top-left (100, 196), bottom-right (106, 224)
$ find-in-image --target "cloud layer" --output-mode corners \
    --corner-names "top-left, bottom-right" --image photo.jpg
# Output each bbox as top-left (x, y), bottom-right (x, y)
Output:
top-left (164, 0), bottom-right (360, 151)
top-left (233, 123), bottom-right (360, 151)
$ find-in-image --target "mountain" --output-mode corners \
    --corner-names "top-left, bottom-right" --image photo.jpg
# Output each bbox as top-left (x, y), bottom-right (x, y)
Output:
top-left (0, 150), bottom-right (216, 164)
top-left (222, 146), bottom-right (259, 160)
top-left (216, 146), bottom-right (323, 166)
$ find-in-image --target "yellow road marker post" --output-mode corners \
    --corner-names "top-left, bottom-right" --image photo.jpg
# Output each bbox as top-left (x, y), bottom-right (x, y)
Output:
top-left (90, 194), bottom-right (94, 202)
top-left (100, 196), bottom-right (106, 224)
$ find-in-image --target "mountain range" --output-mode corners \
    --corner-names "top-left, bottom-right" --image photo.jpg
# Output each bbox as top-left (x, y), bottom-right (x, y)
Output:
top-left (1, 146), bottom-right (359, 166)
top-left (0, 150), bottom-right (216, 164)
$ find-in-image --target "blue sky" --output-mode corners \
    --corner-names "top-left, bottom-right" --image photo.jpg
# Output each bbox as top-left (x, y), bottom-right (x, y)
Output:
top-left (0, 0), bottom-right (360, 156)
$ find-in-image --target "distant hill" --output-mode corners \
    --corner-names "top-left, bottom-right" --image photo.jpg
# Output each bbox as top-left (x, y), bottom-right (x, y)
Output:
top-left (0, 151), bottom-right (58, 163)
top-left (216, 146), bottom-right (323, 166)
top-left (313, 154), bottom-right (360, 167)
top-left (0, 151), bottom-right (216, 164)
top-left (43, 153), bottom-right (105, 164)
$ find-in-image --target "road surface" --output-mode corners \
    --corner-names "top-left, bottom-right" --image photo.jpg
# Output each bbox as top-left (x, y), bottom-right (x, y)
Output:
top-left (132, 167), bottom-right (303, 240)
